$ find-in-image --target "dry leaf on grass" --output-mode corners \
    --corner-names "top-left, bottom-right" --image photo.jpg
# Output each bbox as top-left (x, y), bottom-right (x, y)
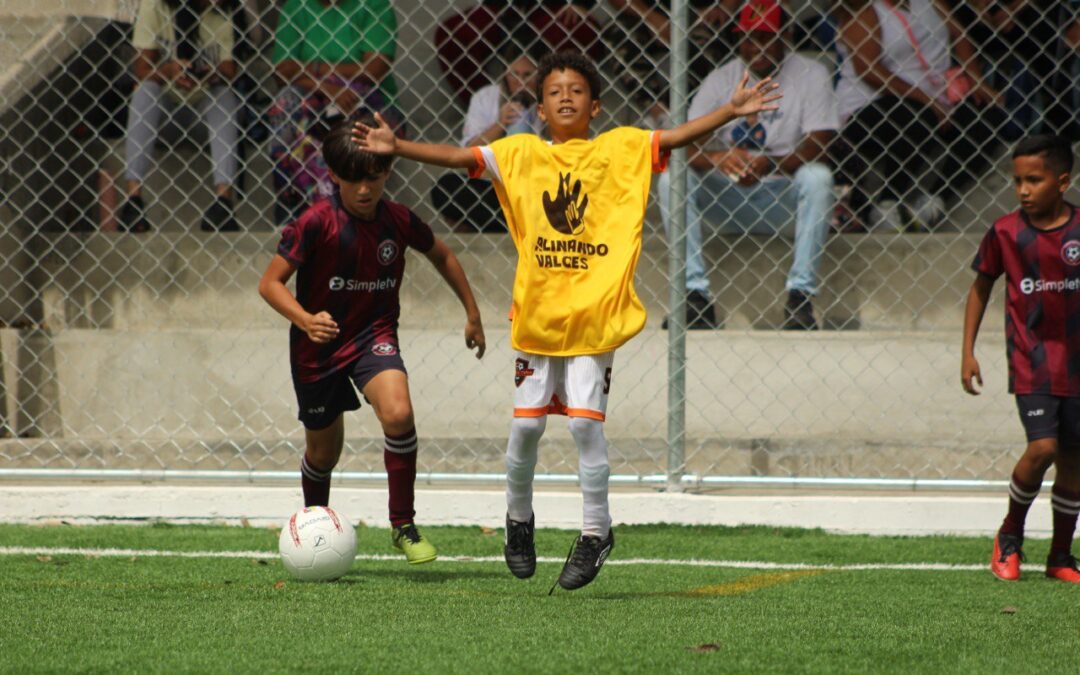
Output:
top-left (274, 581), bottom-right (286, 590)
top-left (1001, 606), bottom-right (1017, 615)
top-left (687, 644), bottom-right (722, 653)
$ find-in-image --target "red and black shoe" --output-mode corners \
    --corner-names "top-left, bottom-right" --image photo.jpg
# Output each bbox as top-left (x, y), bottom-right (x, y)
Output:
top-left (990, 532), bottom-right (1024, 581)
top-left (1045, 552), bottom-right (1080, 583)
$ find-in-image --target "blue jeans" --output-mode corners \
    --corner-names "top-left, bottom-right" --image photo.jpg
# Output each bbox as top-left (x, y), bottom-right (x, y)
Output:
top-left (659, 162), bottom-right (834, 297)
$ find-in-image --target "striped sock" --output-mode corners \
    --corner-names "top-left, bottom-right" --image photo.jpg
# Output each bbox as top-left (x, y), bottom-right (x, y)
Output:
top-left (1000, 472), bottom-right (1041, 538)
top-left (300, 455), bottom-right (334, 507)
top-left (384, 428), bottom-right (418, 528)
top-left (1050, 486), bottom-right (1080, 558)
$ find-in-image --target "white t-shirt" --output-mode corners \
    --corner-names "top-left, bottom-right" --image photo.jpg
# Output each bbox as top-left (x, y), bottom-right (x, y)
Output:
top-left (689, 54), bottom-right (839, 161)
top-left (461, 83), bottom-right (543, 147)
top-left (836, 0), bottom-right (950, 119)
top-left (132, 0), bottom-right (235, 104)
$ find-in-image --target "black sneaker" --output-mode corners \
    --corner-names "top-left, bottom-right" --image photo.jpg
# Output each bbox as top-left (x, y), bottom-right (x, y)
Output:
top-left (553, 529), bottom-right (614, 592)
top-left (201, 196), bottom-right (239, 232)
top-left (504, 513), bottom-right (536, 579)
top-left (119, 195), bottom-right (150, 233)
top-left (662, 291), bottom-right (717, 330)
top-left (783, 290), bottom-right (817, 330)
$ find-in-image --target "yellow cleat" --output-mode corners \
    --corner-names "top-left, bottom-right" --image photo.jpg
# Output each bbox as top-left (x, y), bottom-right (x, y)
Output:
top-left (392, 523), bottom-right (437, 564)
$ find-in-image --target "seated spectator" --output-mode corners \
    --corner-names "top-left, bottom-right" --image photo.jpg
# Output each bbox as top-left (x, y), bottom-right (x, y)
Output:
top-left (269, 0), bottom-right (403, 225)
top-left (430, 51), bottom-right (540, 233)
top-left (833, 0), bottom-right (1008, 231)
top-left (120, 0), bottom-right (243, 233)
top-left (660, 0), bottom-right (837, 330)
top-left (434, 1), bottom-right (603, 107)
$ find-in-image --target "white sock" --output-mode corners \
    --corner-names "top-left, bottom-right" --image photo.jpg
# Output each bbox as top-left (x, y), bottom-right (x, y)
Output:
top-left (569, 417), bottom-right (611, 538)
top-left (506, 416), bottom-right (546, 522)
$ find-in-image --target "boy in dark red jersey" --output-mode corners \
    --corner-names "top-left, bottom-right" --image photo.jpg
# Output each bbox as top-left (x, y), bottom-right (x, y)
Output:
top-left (258, 119), bottom-right (486, 565)
top-left (963, 135), bottom-right (1080, 583)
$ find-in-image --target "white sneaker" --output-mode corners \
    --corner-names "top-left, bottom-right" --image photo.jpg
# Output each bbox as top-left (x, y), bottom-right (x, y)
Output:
top-left (869, 199), bottom-right (904, 232)
top-left (909, 193), bottom-right (946, 230)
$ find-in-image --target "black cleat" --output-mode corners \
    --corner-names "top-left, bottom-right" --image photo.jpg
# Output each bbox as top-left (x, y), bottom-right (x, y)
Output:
top-left (783, 290), bottom-right (818, 330)
top-left (504, 513), bottom-right (536, 579)
top-left (201, 196), bottom-right (239, 232)
top-left (553, 529), bottom-right (614, 592)
top-left (662, 291), bottom-right (718, 330)
top-left (119, 195), bottom-right (151, 233)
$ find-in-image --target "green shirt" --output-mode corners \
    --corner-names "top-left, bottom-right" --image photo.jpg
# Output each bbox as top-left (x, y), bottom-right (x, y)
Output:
top-left (272, 0), bottom-right (397, 97)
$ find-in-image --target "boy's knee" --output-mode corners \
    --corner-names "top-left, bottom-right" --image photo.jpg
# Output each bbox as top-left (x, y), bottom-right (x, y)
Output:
top-left (568, 417), bottom-right (604, 445)
top-left (794, 162), bottom-right (834, 193)
top-left (512, 415), bottom-right (547, 440)
top-left (377, 400), bottom-right (414, 433)
top-left (1027, 437), bottom-right (1058, 465)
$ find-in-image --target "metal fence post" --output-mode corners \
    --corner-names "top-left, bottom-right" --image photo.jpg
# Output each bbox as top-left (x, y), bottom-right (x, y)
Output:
top-left (666, 0), bottom-right (689, 491)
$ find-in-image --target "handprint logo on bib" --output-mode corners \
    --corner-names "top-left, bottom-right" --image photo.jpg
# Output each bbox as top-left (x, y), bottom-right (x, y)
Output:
top-left (543, 172), bottom-right (589, 235)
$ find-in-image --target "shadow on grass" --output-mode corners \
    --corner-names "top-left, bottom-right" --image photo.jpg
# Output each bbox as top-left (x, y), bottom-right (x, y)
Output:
top-left (345, 568), bottom-right (506, 583)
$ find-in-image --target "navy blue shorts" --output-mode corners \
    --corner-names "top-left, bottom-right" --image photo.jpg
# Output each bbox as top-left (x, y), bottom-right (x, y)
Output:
top-left (293, 342), bottom-right (407, 430)
top-left (1015, 395), bottom-right (1080, 444)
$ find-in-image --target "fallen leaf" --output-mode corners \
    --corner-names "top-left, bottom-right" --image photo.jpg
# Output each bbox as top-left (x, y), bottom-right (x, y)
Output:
top-left (1001, 606), bottom-right (1017, 615)
top-left (36, 555), bottom-right (52, 563)
top-left (252, 559), bottom-right (268, 566)
top-left (687, 644), bottom-right (722, 653)
top-left (479, 527), bottom-right (497, 536)
top-left (240, 518), bottom-right (251, 528)
top-left (274, 581), bottom-right (286, 590)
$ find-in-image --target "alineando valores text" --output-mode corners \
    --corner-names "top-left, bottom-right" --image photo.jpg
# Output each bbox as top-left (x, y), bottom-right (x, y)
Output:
top-left (533, 236), bottom-right (610, 270)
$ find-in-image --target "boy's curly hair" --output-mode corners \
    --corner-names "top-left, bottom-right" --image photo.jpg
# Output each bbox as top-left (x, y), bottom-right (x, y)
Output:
top-left (535, 51), bottom-right (602, 102)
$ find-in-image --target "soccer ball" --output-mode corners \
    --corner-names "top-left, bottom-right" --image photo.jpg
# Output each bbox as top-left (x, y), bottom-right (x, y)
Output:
top-left (278, 506), bottom-right (358, 581)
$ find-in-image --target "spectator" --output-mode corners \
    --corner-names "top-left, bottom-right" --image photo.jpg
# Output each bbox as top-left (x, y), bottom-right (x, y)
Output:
top-left (269, 0), bottom-right (403, 225)
top-left (833, 0), bottom-right (1008, 231)
top-left (661, 0), bottom-right (837, 330)
top-left (120, 0), bottom-right (243, 233)
top-left (434, 1), bottom-right (603, 107)
top-left (430, 51), bottom-right (540, 233)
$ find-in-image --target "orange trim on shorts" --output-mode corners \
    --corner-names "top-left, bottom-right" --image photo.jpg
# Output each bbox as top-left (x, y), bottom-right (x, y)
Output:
top-left (564, 407), bottom-right (606, 421)
top-left (652, 131), bottom-right (670, 173)
top-left (467, 147), bottom-right (485, 179)
top-left (514, 407), bottom-right (550, 418)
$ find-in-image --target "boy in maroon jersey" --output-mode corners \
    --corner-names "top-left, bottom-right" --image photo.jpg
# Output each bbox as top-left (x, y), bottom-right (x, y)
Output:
top-left (962, 134), bottom-right (1080, 583)
top-left (258, 118), bottom-right (486, 564)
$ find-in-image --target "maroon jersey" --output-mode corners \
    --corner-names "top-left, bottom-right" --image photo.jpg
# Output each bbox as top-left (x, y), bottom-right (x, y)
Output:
top-left (277, 195), bottom-right (435, 383)
top-left (972, 204), bottom-right (1080, 395)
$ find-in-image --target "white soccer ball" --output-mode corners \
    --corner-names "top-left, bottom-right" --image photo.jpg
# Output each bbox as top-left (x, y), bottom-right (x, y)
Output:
top-left (278, 506), bottom-right (358, 581)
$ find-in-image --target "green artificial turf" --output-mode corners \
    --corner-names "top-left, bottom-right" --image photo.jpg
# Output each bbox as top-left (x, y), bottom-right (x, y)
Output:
top-left (0, 524), bottom-right (1075, 673)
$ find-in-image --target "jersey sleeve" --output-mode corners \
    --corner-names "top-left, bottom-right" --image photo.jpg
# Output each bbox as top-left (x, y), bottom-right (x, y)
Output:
top-left (651, 130), bottom-right (670, 173)
top-left (277, 209), bottom-right (319, 267)
top-left (972, 225), bottom-right (1003, 279)
top-left (404, 210), bottom-right (436, 254)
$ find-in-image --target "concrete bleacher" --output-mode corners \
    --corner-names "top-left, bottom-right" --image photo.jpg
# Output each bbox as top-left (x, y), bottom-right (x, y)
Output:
top-left (1, 1), bottom-right (1077, 481)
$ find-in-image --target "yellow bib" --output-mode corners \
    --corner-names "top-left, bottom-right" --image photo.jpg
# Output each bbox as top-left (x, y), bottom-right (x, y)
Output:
top-left (477, 127), bottom-right (666, 356)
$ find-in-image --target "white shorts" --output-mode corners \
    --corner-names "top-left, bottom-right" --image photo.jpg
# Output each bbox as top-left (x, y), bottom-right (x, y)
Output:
top-left (513, 351), bottom-right (615, 421)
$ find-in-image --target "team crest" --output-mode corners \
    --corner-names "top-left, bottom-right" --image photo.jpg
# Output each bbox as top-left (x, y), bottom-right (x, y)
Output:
top-left (514, 358), bottom-right (534, 387)
top-left (1062, 240), bottom-right (1080, 266)
top-left (371, 342), bottom-right (397, 356)
top-left (377, 239), bottom-right (399, 266)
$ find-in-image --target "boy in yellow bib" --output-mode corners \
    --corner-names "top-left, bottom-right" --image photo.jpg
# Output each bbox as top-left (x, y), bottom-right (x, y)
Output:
top-left (354, 51), bottom-right (780, 591)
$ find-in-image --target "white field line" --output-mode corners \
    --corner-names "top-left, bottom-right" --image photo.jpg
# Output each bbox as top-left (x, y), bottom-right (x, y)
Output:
top-left (0, 546), bottom-right (1010, 572)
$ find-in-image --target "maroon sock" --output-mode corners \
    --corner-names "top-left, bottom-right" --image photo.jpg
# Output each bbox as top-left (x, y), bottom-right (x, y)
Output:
top-left (384, 428), bottom-right (418, 528)
top-left (300, 454), bottom-right (333, 507)
top-left (1000, 472), bottom-right (1041, 538)
top-left (1050, 485), bottom-right (1080, 558)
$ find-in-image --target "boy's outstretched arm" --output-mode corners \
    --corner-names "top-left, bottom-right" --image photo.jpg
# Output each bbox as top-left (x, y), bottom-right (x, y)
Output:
top-left (961, 273), bottom-right (995, 395)
top-left (352, 113), bottom-right (478, 169)
top-left (658, 71), bottom-right (782, 151)
top-left (258, 255), bottom-right (340, 344)
top-left (424, 239), bottom-right (486, 359)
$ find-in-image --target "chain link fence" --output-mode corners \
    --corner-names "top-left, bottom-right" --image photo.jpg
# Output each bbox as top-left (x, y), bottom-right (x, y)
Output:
top-left (0, 0), bottom-right (1077, 486)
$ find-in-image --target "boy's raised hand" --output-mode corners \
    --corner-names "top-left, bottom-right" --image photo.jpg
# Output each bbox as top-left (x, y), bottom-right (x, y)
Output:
top-left (729, 70), bottom-right (782, 117)
top-left (351, 112), bottom-right (397, 155)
